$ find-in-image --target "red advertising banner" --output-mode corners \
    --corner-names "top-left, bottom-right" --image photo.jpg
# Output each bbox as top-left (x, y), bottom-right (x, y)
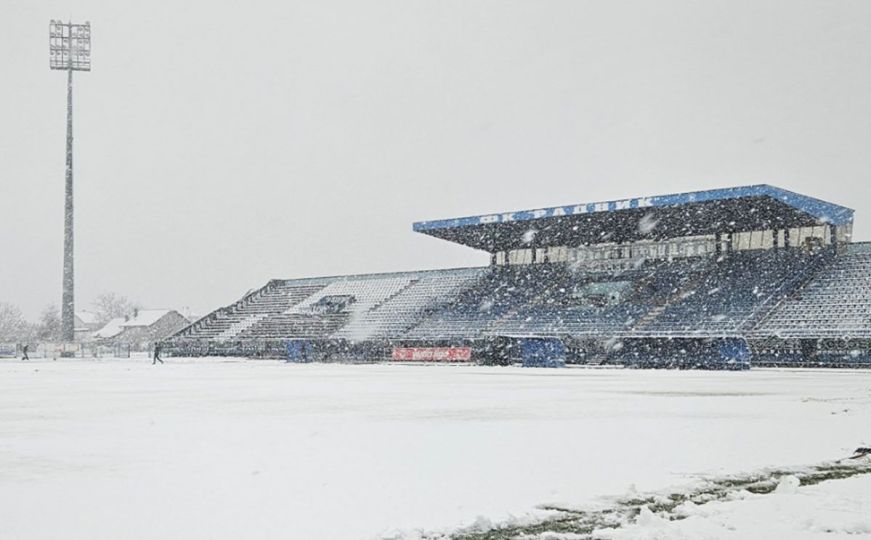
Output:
top-left (391, 347), bottom-right (472, 362)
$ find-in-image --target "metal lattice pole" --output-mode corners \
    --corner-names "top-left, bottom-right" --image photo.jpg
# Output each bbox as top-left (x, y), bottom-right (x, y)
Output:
top-left (62, 61), bottom-right (75, 341)
top-left (50, 20), bottom-right (90, 343)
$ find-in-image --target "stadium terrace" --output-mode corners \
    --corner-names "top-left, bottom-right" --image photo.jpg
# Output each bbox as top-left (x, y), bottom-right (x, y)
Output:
top-left (165, 185), bottom-right (870, 368)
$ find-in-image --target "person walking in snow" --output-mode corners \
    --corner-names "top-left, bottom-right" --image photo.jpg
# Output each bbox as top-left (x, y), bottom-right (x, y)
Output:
top-left (152, 343), bottom-right (163, 365)
top-left (21, 344), bottom-right (29, 361)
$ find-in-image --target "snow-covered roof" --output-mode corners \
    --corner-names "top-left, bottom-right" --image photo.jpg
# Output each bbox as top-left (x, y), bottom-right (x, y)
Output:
top-left (93, 317), bottom-right (126, 339)
top-left (75, 311), bottom-right (99, 325)
top-left (414, 185), bottom-right (855, 251)
top-left (120, 309), bottom-right (173, 328)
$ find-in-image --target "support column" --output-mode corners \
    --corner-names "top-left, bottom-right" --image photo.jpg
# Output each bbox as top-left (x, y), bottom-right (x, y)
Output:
top-left (61, 65), bottom-right (75, 342)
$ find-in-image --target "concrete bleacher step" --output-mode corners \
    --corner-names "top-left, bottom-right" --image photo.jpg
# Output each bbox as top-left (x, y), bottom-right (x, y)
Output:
top-left (335, 269), bottom-right (489, 340)
top-left (631, 304), bottom-right (668, 331)
top-left (215, 313), bottom-right (269, 341)
top-left (751, 250), bottom-right (871, 338)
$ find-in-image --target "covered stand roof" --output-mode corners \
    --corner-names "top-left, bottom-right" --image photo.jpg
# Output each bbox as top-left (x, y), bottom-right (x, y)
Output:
top-left (413, 185), bottom-right (853, 252)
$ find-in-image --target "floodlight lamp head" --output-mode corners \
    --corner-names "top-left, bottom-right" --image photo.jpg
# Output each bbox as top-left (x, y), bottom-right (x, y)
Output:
top-left (49, 20), bottom-right (91, 72)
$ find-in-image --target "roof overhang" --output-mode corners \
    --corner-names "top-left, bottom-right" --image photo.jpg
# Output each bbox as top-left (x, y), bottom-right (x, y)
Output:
top-left (413, 185), bottom-right (854, 252)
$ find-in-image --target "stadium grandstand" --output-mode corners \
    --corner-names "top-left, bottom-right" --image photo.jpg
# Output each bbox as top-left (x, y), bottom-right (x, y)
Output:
top-left (164, 185), bottom-right (870, 368)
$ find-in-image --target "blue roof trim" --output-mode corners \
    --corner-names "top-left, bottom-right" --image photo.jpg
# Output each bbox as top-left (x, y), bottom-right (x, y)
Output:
top-left (412, 185), bottom-right (854, 232)
top-left (760, 185), bottom-right (854, 226)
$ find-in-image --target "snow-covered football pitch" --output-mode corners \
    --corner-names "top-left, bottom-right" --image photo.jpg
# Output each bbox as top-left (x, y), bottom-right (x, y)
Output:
top-left (0, 359), bottom-right (869, 539)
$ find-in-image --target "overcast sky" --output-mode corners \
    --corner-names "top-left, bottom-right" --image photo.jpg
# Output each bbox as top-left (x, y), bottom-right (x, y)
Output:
top-left (2, 0), bottom-right (870, 320)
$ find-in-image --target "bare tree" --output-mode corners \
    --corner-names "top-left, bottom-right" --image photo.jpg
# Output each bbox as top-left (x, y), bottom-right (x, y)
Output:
top-left (0, 302), bottom-right (29, 342)
top-left (35, 304), bottom-right (62, 342)
top-left (91, 292), bottom-right (139, 324)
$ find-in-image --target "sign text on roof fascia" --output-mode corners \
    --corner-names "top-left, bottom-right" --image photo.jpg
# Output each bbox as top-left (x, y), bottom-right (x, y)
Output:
top-left (475, 197), bottom-right (654, 226)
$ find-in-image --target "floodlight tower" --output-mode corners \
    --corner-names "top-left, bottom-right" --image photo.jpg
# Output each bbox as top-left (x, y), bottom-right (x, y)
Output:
top-left (49, 20), bottom-right (91, 343)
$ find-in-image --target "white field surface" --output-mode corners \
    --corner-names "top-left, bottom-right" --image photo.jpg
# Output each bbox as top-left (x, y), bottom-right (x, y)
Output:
top-left (0, 359), bottom-right (869, 539)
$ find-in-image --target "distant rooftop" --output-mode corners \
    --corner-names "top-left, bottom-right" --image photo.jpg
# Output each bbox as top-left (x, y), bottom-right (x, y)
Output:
top-left (93, 317), bottom-right (126, 339)
top-left (75, 311), bottom-right (99, 325)
top-left (121, 309), bottom-right (173, 328)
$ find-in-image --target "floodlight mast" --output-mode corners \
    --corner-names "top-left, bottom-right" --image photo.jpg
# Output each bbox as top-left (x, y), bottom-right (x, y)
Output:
top-left (49, 20), bottom-right (90, 343)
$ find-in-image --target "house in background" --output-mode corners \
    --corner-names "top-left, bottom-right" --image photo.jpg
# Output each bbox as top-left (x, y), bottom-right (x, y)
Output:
top-left (93, 310), bottom-right (189, 350)
top-left (92, 317), bottom-right (126, 341)
top-left (74, 311), bottom-right (102, 342)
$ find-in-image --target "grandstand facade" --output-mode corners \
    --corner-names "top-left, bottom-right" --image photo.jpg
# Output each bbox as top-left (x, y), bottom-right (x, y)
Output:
top-left (165, 185), bottom-right (870, 367)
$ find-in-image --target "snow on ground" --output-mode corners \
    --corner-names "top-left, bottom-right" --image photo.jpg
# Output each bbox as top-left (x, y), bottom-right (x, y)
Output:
top-left (0, 359), bottom-right (869, 539)
top-left (594, 473), bottom-right (871, 540)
